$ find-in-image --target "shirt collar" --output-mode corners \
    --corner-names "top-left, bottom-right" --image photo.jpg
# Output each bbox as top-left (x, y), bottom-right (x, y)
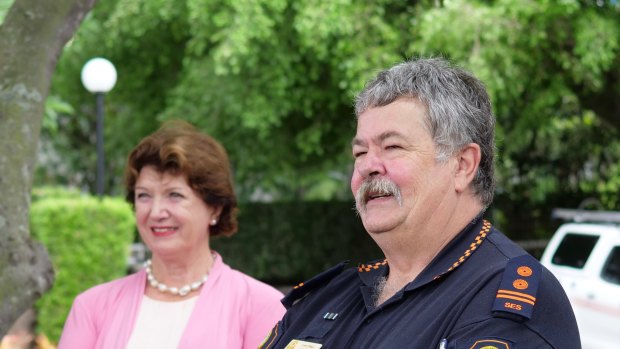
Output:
top-left (357, 212), bottom-right (490, 290)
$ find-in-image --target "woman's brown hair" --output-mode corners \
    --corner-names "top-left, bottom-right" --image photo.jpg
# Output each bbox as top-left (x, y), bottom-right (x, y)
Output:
top-left (124, 120), bottom-right (238, 237)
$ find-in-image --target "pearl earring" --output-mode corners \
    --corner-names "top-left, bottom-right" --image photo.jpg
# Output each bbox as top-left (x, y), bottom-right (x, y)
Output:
top-left (210, 218), bottom-right (217, 226)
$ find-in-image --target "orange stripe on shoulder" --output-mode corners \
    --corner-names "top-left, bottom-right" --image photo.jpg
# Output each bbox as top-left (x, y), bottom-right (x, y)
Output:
top-left (497, 289), bottom-right (536, 302)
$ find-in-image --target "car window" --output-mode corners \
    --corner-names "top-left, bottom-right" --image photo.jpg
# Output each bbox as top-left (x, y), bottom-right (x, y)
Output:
top-left (601, 246), bottom-right (620, 285)
top-left (551, 233), bottom-right (599, 268)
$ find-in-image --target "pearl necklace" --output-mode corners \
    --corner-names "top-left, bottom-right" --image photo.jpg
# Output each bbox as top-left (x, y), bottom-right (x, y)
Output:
top-left (144, 259), bottom-right (209, 297)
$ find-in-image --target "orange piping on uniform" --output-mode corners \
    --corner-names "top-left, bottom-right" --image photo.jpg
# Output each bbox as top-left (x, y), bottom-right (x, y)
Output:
top-left (261, 322), bottom-right (279, 349)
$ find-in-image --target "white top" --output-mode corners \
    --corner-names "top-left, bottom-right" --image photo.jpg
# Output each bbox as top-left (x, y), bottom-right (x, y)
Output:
top-left (126, 295), bottom-right (198, 349)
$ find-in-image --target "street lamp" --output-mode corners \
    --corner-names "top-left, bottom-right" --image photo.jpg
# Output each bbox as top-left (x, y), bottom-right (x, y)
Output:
top-left (81, 58), bottom-right (117, 197)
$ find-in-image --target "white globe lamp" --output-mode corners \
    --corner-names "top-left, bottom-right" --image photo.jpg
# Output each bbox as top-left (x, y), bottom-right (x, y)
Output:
top-left (81, 57), bottom-right (117, 197)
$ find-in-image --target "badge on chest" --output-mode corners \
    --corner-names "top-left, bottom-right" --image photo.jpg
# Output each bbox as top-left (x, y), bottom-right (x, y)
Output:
top-left (284, 339), bottom-right (323, 349)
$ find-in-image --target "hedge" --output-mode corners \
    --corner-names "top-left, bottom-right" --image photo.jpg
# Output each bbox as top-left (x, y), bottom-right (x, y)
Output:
top-left (30, 193), bottom-right (134, 343)
top-left (211, 201), bottom-right (382, 285)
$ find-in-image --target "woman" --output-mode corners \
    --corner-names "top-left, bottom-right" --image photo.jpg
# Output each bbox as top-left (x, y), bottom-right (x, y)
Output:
top-left (58, 121), bottom-right (286, 349)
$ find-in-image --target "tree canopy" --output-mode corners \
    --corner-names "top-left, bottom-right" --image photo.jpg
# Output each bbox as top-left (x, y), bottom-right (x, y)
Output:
top-left (44, 0), bottom-right (620, 222)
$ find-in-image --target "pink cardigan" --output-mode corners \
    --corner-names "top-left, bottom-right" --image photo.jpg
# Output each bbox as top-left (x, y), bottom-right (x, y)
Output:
top-left (57, 253), bottom-right (285, 349)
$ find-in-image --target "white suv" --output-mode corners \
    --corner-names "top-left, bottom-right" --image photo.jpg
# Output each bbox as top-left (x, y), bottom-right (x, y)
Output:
top-left (540, 209), bottom-right (620, 349)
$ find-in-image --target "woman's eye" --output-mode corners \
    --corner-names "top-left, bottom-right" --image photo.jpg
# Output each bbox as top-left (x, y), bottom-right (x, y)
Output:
top-left (386, 145), bottom-right (401, 150)
top-left (136, 192), bottom-right (149, 199)
top-left (170, 192), bottom-right (184, 198)
top-left (353, 151), bottom-right (366, 158)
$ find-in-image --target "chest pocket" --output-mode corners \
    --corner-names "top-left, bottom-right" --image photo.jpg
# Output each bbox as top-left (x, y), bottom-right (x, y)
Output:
top-left (297, 312), bottom-right (340, 340)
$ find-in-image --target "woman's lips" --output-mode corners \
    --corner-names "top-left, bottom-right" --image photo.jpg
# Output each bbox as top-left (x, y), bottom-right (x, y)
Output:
top-left (151, 227), bottom-right (178, 237)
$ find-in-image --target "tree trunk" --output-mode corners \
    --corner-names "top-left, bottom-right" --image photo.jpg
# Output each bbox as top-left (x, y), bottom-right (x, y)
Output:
top-left (0, 0), bottom-right (96, 336)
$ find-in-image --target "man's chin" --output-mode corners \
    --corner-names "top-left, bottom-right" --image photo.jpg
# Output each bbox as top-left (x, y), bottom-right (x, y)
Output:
top-left (361, 217), bottom-right (399, 235)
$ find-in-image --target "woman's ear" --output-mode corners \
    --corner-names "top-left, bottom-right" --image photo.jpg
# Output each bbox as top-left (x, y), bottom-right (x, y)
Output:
top-left (454, 143), bottom-right (481, 193)
top-left (211, 205), bottom-right (224, 224)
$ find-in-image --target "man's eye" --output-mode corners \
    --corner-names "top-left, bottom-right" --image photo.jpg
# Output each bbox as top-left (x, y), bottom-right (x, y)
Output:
top-left (386, 145), bottom-right (402, 150)
top-left (353, 151), bottom-right (366, 158)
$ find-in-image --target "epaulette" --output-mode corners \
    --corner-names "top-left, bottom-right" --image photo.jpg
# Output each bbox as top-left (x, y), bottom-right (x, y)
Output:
top-left (492, 254), bottom-right (541, 322)
top-left (281, 261), bottom-right (348, 309)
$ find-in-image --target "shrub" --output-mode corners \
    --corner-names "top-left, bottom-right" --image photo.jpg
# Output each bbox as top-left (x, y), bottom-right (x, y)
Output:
top-left (31, 194), bottom-right (134, 343)
top-left (30, 186), bottom-right (84, 202)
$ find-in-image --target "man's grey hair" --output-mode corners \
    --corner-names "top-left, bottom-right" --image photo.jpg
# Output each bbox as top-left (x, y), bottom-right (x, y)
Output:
top-left (354, 57), bottom-right (495, 207)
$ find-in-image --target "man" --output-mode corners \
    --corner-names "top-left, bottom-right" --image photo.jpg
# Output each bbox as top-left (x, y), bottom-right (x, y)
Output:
top-left (260, 58), bottom-right (580, 349)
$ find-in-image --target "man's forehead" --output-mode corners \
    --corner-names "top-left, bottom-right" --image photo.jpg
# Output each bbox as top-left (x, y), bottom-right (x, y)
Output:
top-left (351, 130), bottom-right (407, 147)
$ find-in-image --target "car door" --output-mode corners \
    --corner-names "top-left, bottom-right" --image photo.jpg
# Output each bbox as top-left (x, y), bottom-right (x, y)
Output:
top-left (540, 224), bottom-right (614, 349)
top-left (573, 244), bottom-right (620, 348)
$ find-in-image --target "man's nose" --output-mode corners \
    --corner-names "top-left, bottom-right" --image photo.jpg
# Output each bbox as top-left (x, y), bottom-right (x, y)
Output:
top-left (358, 150), bottom-right (386, 178)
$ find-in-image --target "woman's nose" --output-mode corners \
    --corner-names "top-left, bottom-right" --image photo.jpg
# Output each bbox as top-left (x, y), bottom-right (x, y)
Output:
top-left (150, 198), bottom-right (170, 219)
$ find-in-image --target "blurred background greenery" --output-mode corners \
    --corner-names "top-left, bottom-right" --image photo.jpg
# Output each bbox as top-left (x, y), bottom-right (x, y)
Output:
top-left (2, 0), bottom-right (620, 344)
top-left (28, 0), bottom-right (620, 238)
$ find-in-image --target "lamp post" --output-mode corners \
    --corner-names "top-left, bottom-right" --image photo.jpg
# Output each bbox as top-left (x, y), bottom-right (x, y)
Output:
top-left (81, 57), bottom-right (117, 197)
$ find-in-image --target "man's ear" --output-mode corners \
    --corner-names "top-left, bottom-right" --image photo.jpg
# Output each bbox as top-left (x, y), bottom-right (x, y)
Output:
top-left (454, 143), bottom-right (481, 193)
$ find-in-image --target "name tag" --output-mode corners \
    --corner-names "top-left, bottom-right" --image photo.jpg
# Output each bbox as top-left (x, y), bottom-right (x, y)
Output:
top-left (284, 339), bottom-right (323, 349)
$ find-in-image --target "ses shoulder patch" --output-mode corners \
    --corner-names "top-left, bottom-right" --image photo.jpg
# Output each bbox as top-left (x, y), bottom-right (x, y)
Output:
top-left (492, 254), bottom-right (541, 320)
top-left (466, 338), bottom-right (513, 349)
top-left (282, 261), bottom-right (348, 309)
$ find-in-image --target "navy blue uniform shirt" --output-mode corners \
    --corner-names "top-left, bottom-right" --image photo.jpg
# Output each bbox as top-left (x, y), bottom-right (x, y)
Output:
top-left (260, 217), bottom-right (580, 349)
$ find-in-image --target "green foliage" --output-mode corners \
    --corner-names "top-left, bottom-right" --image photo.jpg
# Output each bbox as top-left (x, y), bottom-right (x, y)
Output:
top-left (30, 192), bottom-right (134, 343)
top-left (43, 0), bottom-right (620, 235)
top-left (0, 0), bottom-right (13, 24)
top-left (411, 0), bottom-right (620, 216)
top-left (43, 96), bottom-right (74, 135)
top-left (31, 186), bottom-right (83, 202)
top-left (212, 201), bottom-right (381, 283)
top-left (46, 0), bottom-right (410, 200)
top-left (579, 140), bottom-right (620, 209)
